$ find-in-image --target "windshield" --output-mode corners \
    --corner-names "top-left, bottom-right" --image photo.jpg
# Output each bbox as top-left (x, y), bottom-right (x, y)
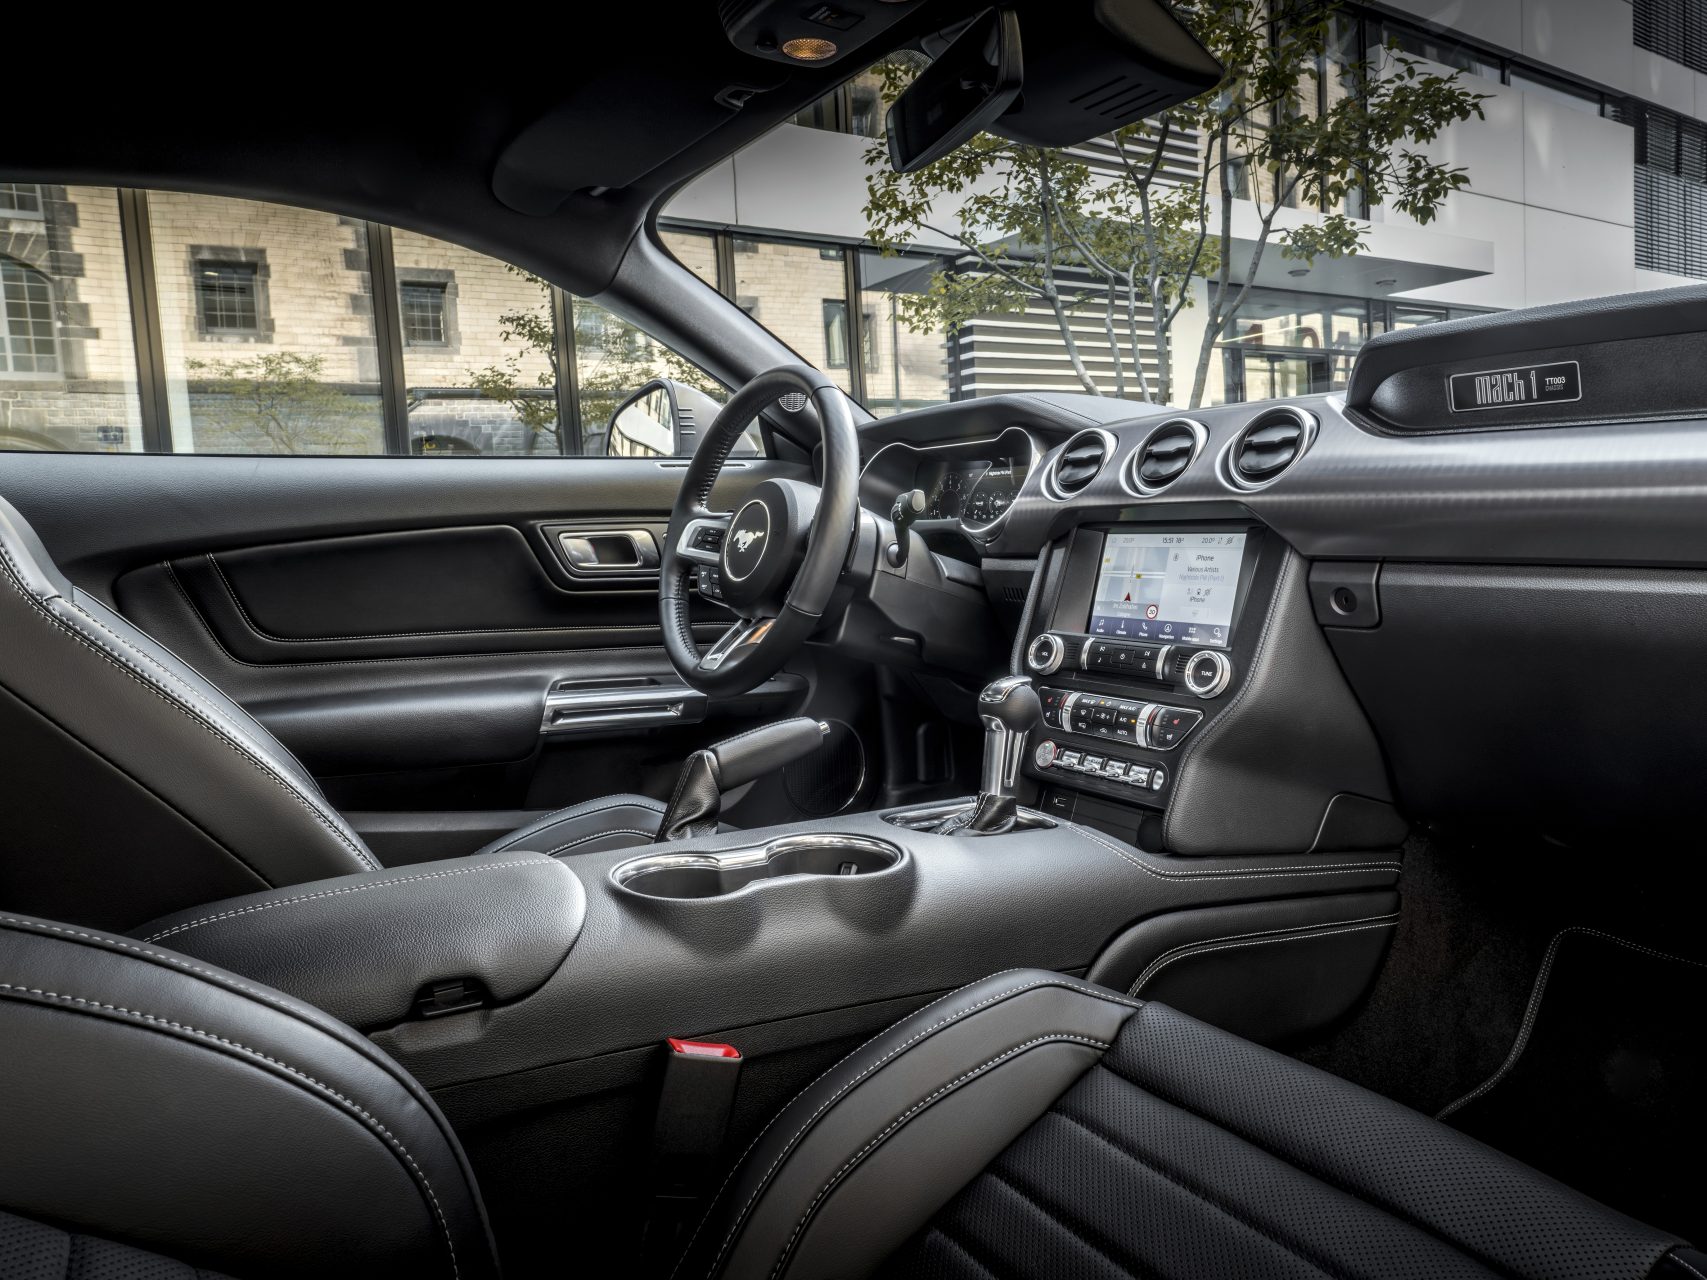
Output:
top-left (661, 2), bottom-right (1693, 416)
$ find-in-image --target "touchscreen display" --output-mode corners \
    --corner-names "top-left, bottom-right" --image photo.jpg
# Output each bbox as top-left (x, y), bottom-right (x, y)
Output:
top-left (1087, 531), bottom-right (1248, 649)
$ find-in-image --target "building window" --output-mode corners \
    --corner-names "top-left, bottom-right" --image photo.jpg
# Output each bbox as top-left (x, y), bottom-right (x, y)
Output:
top-left (0, 258), bottom-right (59, 374)
top-left (1634, 0), bottom-right (1707, 76)
top-left (0, 183), bottom-right (44, 217)
top-left (400, 281), bottom-right (448, 346)
top-left (823, 299), bottom-right (850, 368)
top-left (1631, 104), bottom-right (1707, 279)
top-left (194, 260), bottom-right (261, 335)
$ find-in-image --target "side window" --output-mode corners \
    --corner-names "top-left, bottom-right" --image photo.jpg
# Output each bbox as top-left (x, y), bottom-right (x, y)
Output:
top-left (0, 180), bottom-right (732, 458)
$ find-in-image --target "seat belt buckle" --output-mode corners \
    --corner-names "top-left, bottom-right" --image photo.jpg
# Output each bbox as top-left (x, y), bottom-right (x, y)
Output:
top-left (653, 1038), bottom-right (743, 1190)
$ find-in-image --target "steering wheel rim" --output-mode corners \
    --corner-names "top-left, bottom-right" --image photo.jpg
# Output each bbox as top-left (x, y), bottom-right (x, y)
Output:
top-left (659, 364), bottom-right (861, 697)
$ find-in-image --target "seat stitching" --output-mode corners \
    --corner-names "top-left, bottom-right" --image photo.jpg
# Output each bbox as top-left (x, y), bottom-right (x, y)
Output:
top-left (486, 797), bottom-right (667, 852)
top-left (689, 973), bottom-right (1141, 1280)
top-left (768, 1035), bottom-right (1113, 1280)
top-left (206, 552), bottom-right (672, 641)
top-left (1093, 1054), bottom-right (1529, 1280)
top-left (162, 559), bottom-right (717, 668)
top-left (0, 914), bottom-right (466, 1160)
top-left (1041, 1110), bottom-right (1352, 1280)
top-left (0, 982), bottom-right (462, 1280)
top-left (0, 548), bottom-right (377, 871)
top-left (546, 828), bottom-right (655, 855)
top-left (1668, 1252), bottom-right (1707, 1280)
top-left (1065, 820), bottom-right (1402, 882)
top-left (1129, 916), bottom-right (1401, 996)
top-left (141, 858), bottom-right (545, 942)
top-left (1436, 926), bottom-right (1707, 1119)
top-left (980, 1165), bottom-right (1172, 1280)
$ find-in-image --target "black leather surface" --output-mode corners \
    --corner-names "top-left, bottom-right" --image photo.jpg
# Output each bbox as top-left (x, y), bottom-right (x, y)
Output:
top-left (674, 970), bottom-right (1142, 1279)
top-left (0, 1210), bottom-right (234, 1279)
top-left (0, 495), bottom-right (376, 929)
top-left (474, 793), bottom-right (667, 858)
top-left (130, 853), bottom-right (587, 1031)
top-left (1085, 890), bottom-right (1400, 1043)
top-left (0, 912), bottom-right (498, 1279)
top-left (881, 994), bottom-right (1689, 1280)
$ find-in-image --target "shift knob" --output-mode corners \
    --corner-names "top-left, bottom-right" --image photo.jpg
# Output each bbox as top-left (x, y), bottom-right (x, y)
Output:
top-left (979, 675), bottom-right (1042, 733)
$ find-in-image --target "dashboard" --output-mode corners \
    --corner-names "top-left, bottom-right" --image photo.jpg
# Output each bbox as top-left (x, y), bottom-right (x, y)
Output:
top-left (844, 283), bottom-right (1707, 853)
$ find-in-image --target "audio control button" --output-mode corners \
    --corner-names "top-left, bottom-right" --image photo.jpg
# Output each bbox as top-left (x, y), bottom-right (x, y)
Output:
top-left (1183, 649), bottom-right (1233, 698)
top-left (1027, 633), bottom-right (1065, 675)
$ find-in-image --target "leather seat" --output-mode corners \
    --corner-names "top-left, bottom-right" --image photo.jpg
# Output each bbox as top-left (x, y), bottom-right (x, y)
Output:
top-left (0, 495), bottom-right (665, 931)
top-left (4, 926), bottom-right (1699, 1280)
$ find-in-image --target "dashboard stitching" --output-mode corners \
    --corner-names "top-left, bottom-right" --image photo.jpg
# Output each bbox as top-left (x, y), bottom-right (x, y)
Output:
top-left (1066, 821), bottom-right (1400, 881)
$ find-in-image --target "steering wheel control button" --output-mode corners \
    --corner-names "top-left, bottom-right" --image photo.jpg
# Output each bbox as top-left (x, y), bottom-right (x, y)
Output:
top-left (1034, 739), bottom-right (1058, 769)
top-left (1182, 648), bottom-right (1233, 698)
top-left (1026, 632), bottom-right (1065, 675)
top-left (722, 499), bottom-right (772, 582)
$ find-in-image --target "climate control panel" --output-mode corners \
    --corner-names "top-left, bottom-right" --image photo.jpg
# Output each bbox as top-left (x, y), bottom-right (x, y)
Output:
top-left (1038, 686), bottom-right (1203, 752)
top-left (1026, 631), bottom-right (1235, 699)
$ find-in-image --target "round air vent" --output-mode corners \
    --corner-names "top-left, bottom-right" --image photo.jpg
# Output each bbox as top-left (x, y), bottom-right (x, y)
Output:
top-left (1225, 407), bottom-right (1315, 490)
top-left (1044, 429), bottom-right (1116, 499)
top-left (1123, 418), bottom-right (1206, 495)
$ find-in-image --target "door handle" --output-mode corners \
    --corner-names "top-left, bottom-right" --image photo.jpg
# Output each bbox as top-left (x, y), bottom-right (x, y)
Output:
top-left (555, 529), bottom-right (660, 573)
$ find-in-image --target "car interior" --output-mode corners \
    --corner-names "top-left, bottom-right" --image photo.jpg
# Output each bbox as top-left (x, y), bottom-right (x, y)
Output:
top-left (2, 5), bottom-right (1704, 1279)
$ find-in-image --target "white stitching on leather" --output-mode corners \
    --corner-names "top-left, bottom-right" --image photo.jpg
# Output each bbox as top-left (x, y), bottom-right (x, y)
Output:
top-left (1436, 927), bottom-right (1707, 1120)
top-left (1127, 915), bottom-right (1401, 996)
top-left (1065, 820), bottom-right (1401, 881)
top-left (689, 973), bottom-right (1140, 1280)
top-left (489, 797), bottom-right (666, 853)
top-left (162, 560), bottom-right (719, 669)
top-left (547, 829), bottom-right (654, 856)
top-left (141, 859), bottom-right (544, 942)
top-left (767, 1034), bottom-right (1112, 1278)
top-left (0, 546), bottom-right (378, 872)
top-left (207, 553), bottom-right (668, 642)
top-left (1667, 1251), bottom-right (1707, 1280)
top-left (0, 981), bottom-right (462, 1280)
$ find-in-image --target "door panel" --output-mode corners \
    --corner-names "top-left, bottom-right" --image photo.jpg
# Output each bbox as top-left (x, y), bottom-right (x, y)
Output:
top-left (0, 451), bottom-right (830, 822)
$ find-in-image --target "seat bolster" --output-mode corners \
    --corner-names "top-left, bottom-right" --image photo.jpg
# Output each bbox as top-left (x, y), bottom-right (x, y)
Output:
top-left (474, 793), bottom-right (666, 858)
top-left (0, 912), bottom-right (499, 1280)
top-left (676, 969), bottom-right (1142, 1280)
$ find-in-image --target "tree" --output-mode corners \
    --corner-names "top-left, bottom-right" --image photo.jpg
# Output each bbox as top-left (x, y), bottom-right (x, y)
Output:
top-left (185, 353), bottom-right (376, 454)
top-left (863, 0), bottom-right (1487, 407)
top-left (471, 266), bottom-right (722, 453)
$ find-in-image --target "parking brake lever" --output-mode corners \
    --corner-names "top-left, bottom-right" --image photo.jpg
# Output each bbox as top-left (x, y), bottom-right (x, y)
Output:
top-left (655, 718), bottom-right (829, 842)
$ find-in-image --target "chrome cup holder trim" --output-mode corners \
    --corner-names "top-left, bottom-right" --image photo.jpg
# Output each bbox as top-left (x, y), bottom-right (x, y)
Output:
top-left (609, 832), bottom-right (907, 899)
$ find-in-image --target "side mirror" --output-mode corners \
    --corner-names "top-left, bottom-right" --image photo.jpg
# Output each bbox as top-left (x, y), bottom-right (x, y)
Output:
top-left (606, 378), bottom-right (755, 458)
top-left (886, 8), bottom-right (1023, 174)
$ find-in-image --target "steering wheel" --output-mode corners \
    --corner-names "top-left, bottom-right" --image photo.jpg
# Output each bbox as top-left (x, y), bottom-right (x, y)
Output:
top-left (661, 365), bottom-right (861, 697)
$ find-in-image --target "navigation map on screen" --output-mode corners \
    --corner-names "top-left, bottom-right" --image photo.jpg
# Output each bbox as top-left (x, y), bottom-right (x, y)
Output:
top-left (1086, 531), bottom-right (1247, 649)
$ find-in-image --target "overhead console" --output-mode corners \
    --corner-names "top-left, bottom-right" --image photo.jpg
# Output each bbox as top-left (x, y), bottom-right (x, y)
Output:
top-left (1344, 283), bottom-right (1707, 435)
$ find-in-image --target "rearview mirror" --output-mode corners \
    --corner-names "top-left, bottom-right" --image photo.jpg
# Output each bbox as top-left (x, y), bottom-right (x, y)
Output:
top-left (886, 8), bottom-right (1023, 175)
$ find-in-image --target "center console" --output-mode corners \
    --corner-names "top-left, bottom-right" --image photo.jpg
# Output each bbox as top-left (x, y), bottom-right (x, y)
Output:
top-left (1017, 523), bottom-right (1266, 838)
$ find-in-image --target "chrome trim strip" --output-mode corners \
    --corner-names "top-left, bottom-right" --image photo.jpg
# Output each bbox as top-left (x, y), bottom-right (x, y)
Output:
top-left (610, 832), bottom-right (906, 891)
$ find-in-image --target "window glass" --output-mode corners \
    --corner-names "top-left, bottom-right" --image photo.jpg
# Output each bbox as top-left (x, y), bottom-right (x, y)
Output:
top-left (857, 249), bottom-right (951, 416)
top-left (392, 227), bottom-right (563, 456)
top-left (0, 183), bottom-right (144, 453)
top-left (1509, 68), bottom-right (1604, 115)
top-left (660, 228), bottom-right (719, 288)
top-left (148, 192), bottom-right (384, 454)
top-left (732, 238), bottom-right (854, 395)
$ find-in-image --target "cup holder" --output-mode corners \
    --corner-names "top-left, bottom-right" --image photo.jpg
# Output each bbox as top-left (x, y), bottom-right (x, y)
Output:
top-left (611, 833), bottom-right (905, 901)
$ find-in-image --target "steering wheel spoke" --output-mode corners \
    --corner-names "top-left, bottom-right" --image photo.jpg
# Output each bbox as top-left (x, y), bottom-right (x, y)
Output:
top-left (700, 616), bottom-right (774, 672)
top-left (675, 513), bottom-right (732, 568)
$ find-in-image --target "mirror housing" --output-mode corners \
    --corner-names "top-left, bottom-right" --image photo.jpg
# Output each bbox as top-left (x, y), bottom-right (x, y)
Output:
top-left (886, 9), bottom-right (1023, 175)
top-left (604, 378), bottom-right (740, 458)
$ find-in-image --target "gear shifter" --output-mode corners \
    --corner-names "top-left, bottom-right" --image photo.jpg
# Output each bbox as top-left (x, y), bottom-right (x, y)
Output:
top-left (934, 675), bottom-right (1042, 835)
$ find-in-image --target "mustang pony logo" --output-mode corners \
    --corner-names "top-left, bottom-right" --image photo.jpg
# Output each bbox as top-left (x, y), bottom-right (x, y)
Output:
top-left (733, 528), bottom-right (766, 553)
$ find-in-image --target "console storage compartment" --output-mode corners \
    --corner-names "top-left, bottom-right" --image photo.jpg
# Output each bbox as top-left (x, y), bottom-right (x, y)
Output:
top-left (130, 852), bottom-right (586, 1031)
